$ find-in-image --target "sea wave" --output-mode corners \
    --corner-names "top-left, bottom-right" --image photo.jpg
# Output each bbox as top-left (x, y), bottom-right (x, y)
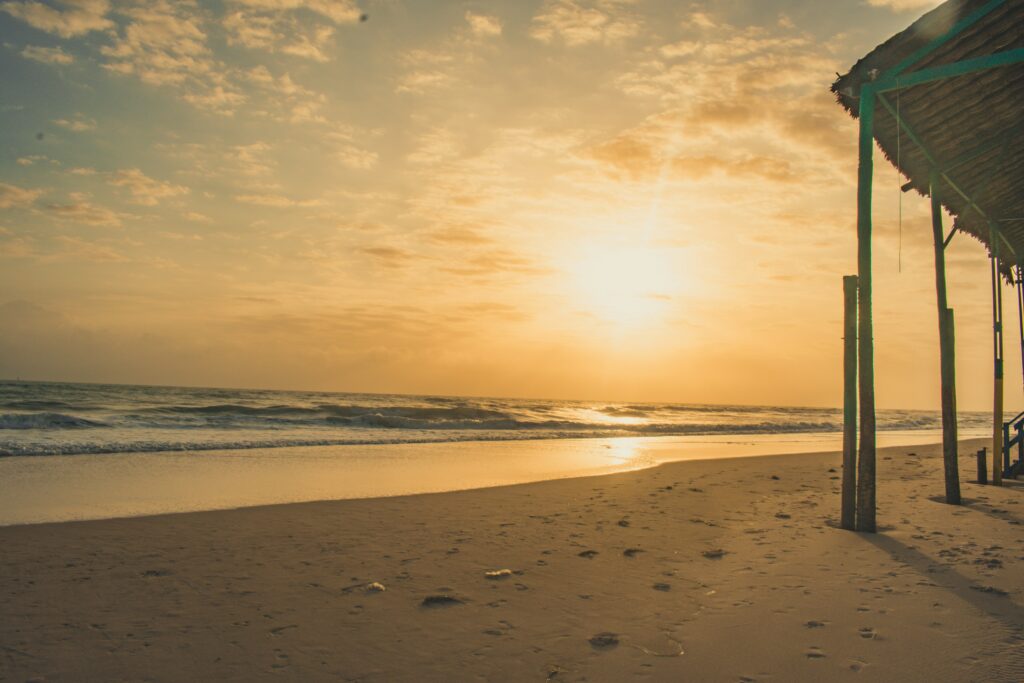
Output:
top-left (0, 412), bottom-right (107, 430)
top-left (0, 380), bottom-right (988, 458)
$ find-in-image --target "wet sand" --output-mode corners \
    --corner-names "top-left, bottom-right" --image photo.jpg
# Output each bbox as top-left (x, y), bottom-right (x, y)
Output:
top-left (2, 438), bottom-right (1022, 681)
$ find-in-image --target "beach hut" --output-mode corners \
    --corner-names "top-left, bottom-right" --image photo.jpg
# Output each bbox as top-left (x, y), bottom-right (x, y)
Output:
top-left (832, 0), bottom-right (1024, 532)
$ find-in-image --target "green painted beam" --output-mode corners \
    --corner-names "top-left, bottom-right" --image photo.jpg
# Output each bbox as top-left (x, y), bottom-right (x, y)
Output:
top-left (944, 226), bottom-right (958, 250)
top-left (874, 48), bottom-right (1024, 93)
top-left (876, 93), bottom-right (1018, 260)
top-left (882, 0), bottom-right (1006, 79)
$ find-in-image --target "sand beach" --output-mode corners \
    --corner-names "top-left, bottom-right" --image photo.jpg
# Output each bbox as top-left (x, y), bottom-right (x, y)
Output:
top-left (2, 438), bottom-right (1022, 682)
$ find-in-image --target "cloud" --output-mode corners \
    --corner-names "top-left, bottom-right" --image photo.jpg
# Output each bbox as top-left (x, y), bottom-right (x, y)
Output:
top-left (1, 0), bottom-right (112, 38)
top-left (184, 211), bottom-right (212, 223)
top-left (108, 168), bottom-right (189, 206)
top-left (867, 0), bottom-right (942, 10)
top-left (244, 66), bottom-right (327, 122)
top-left (44, 194), bottom-right (126, 227)
top-left (441, 249), bottom-right (547, 277)
top-left (20, 44), bottom-right (74, 64)
top-left (52, 114), bottom-right (96, 131)
top-left (0, 182), bottom-right (42, 209)
top-left (223, 0), bottom-right (362, 62)
top-left (234, 193), bottom-right (323, 208)
top-left (16, 155), bottom-right (49, 166)
top-left (465, 11), bottom-right (502, 38)
top-left (100, 1), bottom-right (245, 114)
top-left (231, 0), bottom-right (362, 25)
top-left (49, 235), bottom-right (127, 262)
top-left (225, 10), bottom-right (336, 62)
top-left (427, 225), bottom-right (495, 246)
top-left (358, 245), bottom-right (417, 268)
top-left (529, 0), bottom-right (639, 46)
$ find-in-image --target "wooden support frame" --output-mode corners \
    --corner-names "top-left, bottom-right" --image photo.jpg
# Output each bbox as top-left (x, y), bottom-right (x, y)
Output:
top-left (842, 275), bottom-right (858, 530)
top-left (930, 172), bottom-right (961, 504)
top-left (855, 86), bottom-right (877, 533)
top-left (841, 1), bottom-right (1023, 524)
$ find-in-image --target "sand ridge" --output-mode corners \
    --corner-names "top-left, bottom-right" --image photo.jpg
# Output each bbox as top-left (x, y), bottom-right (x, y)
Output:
top-left (1, 438), bottom-right (1022, 681)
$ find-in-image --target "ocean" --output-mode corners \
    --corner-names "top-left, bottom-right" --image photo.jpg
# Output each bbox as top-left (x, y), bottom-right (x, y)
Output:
top-left (0, 380), bottom-right (992, 457)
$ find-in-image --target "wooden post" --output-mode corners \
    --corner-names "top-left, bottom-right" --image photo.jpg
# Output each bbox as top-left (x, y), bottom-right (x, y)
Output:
top-left (977, 447), bottom-right (988, 485)
top-left (992, 256), bottom-right (1004, 486)
top-left (855, 86), bottom-right (877, 533)
top-left (842, 275), bottom-right (858, 530)
top-left (941, 308), bottom-right (961, 502)
top-left (930, 173), bottom-right (960, 504)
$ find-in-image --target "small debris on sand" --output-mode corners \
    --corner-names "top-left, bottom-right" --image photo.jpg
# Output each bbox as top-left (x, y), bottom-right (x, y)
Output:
top-left (421, 595), bottom-right (464, 608)
top-left (484, 569), bottom-right (513, 579)
top-left (577, 550), bottom-right (599, 559)
top-left (805, 620), bottom-right (826, 629)
top-left (588, 632), bottom-right (620, 650)
top-left (617, 519), bottom-right (630, 527)
top-left (652, 583), bottom-right (671, 592)
top-left (702, 549), bottom-right (727, 560)
top-left (365, 582), bottom-right (386, 592)
top-left (775, 512), bottom-right (791, 520)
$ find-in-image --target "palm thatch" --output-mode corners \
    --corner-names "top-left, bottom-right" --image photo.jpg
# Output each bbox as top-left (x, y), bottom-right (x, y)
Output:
top-left (832, 0), bottom-right (1024, 271)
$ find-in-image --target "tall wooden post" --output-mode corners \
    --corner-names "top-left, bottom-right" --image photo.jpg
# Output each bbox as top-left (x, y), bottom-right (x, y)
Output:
top-left (842, 275), bottom-right (858, 530)
top-left (942, 308), bottom-right (961, 501)
top-left (855, 85), bottom-right (877, 533)
top-left (992, 256), bottom-right (1004, 486)
top-left (929, 173), bottom-right (960, 504)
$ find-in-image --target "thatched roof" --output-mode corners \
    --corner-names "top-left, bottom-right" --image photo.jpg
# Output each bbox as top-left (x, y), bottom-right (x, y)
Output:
top-left (832, 0), bottom-right (1024, 271)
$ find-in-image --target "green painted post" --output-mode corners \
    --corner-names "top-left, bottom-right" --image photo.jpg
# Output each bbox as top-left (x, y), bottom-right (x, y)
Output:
top-left (842, 275), bottom-right (858, 530)
top-left (930, 173), bottom-right (960, 505)
top-left (992, 256), bottom-right (1004, 486)
top-left (856, 85), bottom-right (877, 533)
top-left (942, 308), bottom-right (961, 503)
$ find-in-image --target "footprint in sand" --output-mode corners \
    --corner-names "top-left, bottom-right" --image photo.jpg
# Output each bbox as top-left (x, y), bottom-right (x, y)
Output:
top-left (858, 627), bottom-right (877, 640)
top-left (805, 646), bottom-right (826, 659)
top-left (578, 550), bottom-right (599, 559)
top-left (421, 595), bottom-right (465, 608)
top-left (804, 620), bottom-right (826, 629)
top-left (589, 633), bottom-right (620, 651)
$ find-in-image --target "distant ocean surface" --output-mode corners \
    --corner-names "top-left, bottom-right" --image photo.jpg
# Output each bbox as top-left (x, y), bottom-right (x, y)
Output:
top-left (0, 380), bottom-right (993, 458)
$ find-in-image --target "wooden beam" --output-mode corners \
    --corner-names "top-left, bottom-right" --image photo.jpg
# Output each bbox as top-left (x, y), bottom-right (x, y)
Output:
top-left (930, 172), bottom-right (961, 504)
top-left (856, 86), bottom-right (877, 533)
top-left (842, 275), bottom-right (858, 531)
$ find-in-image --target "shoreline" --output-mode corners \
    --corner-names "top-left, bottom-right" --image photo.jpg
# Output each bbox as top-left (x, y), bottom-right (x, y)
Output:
top-left (3, 437), bottom-right (1022, 681)
top-left (0, 429), bottom-right (984, 527)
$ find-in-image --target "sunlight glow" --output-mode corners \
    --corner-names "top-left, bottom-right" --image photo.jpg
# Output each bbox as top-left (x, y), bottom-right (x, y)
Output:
top-left (562, 240), bottom-right (688, 328)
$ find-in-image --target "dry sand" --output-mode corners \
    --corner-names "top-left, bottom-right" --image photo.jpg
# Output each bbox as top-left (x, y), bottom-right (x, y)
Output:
top-left (1, 438), bottom-right (1022, 682)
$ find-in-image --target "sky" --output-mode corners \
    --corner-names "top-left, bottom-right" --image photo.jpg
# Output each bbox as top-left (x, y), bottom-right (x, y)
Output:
top-left (0, 0), bottom-right (1018, 411)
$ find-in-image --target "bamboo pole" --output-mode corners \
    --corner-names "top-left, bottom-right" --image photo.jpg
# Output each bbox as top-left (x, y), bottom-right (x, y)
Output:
top-left (855, 86), bottom-right (877, 533)
top-left (842, 275), bottom-right (858, 530)
top-left (929, 173), bottom-right (960, 504)
top-left (992, 256), bottom-right (1004, 486)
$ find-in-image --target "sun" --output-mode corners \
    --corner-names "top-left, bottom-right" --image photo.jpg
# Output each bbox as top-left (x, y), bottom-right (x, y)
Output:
top-left (561, 240), bottom-right (688, 329)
